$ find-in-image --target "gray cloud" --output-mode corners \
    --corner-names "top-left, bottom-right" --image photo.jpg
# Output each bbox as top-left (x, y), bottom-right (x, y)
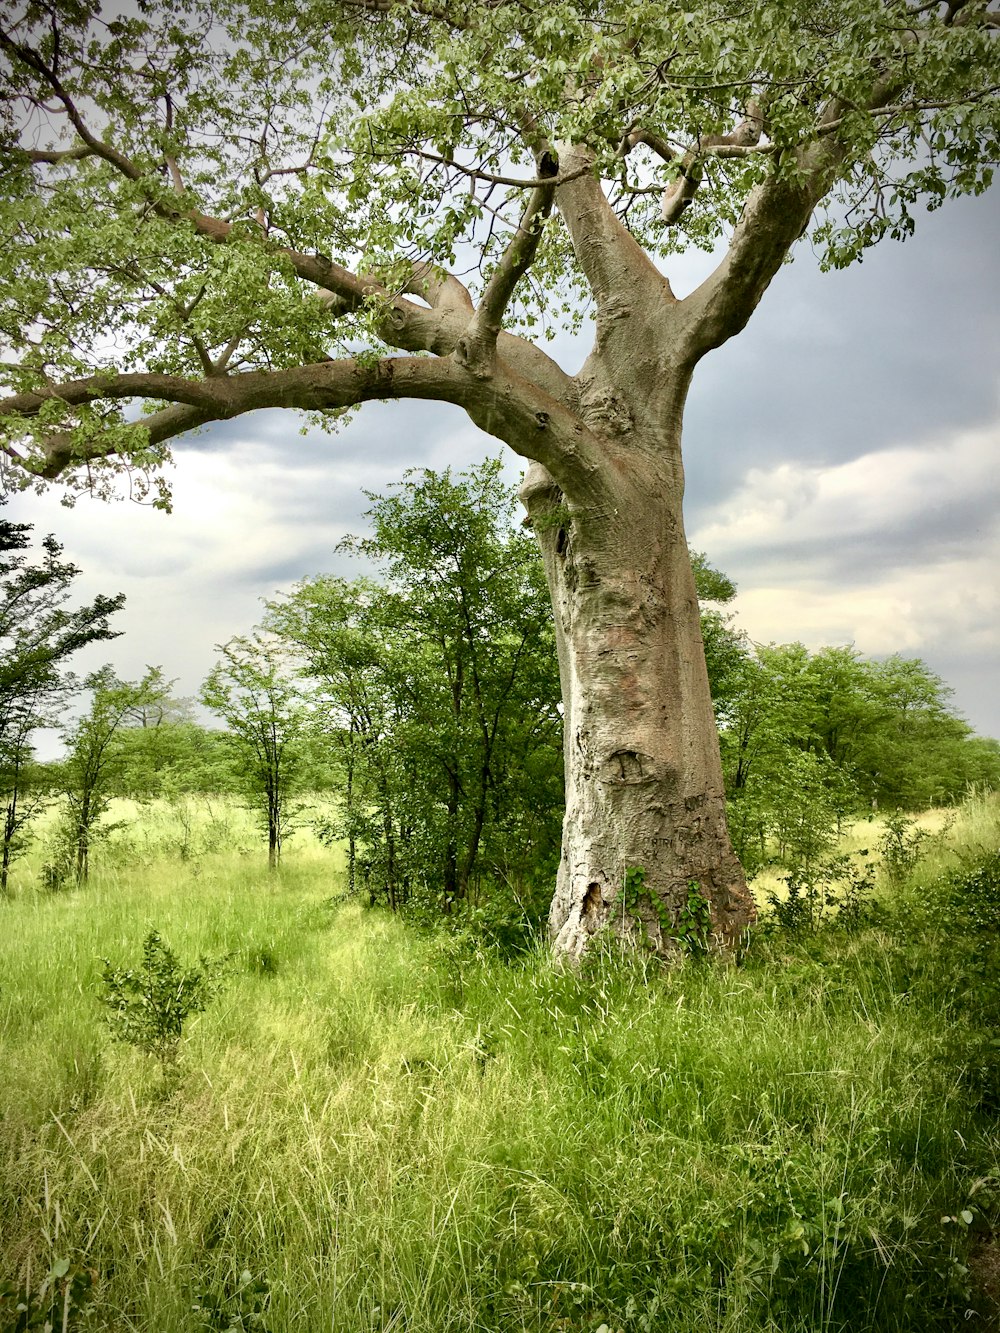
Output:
top-left (682, 189), bottom-right (1000, 523)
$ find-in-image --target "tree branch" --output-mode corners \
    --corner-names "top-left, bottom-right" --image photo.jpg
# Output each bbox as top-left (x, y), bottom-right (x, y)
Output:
top-left (454, 181), bottom-right (555, 376)
top-left (555, 144), bottom-right (677, 309)
top-left (678, 93), bottom-right (871, 358)
top-left (405, 148), bottom-right (591, 189)
top-left (403, 262), bottom-right (474, 315)
top-left (0, 355), bottom-right (604, 499)
top-left (619, 127), bottom-right (678, 165)
top-left (661, 100), bottom-right (766, 225)
top-left (23, 146), bottom-right (95, 165)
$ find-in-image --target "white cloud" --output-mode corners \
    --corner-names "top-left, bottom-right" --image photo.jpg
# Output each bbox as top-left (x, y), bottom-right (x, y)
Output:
top-left (690, 419), bottom-right (1000, 734)
top-left (694, 421), bottom-right (1000, 561)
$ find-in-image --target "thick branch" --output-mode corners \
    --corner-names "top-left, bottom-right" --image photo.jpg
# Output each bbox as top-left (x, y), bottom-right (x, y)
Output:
top-left (0, 355), bottom-right (603, 499)
top-left (555, 144), bottom-right (677, 309)
top-left (403, 262), bottom-right (474, 315)
top-left (679, 79), bottom-right (911, 359)
top-left (392, 264), bottom-right (579, 413)
top-left (24, 145), bottom-right (94, 165)
top-left (678, 146), bottom-right (843, 359)
top-left (620, 127), bottom-right (678, 165)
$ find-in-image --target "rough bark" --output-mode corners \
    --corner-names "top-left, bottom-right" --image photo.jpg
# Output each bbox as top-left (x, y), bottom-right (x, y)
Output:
top-left (521, 427), bottom-right (753, 961)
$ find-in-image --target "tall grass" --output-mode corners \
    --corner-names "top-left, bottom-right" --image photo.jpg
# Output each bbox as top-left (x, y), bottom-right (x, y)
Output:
top-left (1, 794), bottom-right (999, 1331)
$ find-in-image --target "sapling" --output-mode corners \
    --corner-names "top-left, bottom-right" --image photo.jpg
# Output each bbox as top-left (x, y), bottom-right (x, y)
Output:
top-left (99, 929), bottom-right (225, 1065)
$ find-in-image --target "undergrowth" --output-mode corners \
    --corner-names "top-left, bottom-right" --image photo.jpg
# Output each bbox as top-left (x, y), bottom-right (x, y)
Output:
top-left (0, 793), bottom-right (998, 1331)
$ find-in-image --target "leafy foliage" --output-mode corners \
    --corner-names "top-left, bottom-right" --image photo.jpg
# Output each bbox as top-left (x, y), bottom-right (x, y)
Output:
top-left (200, 636), bottom-right (310, 870)
top-left (763, 852), bottom-right (878, 935)
top-left (942, 848), bottom-right (1000, 937)
top-left (57, 666), bottom-right (172, 882)
top-left (716, 638), bottom-right (1000, 876)
top-left (0, 1), bottom-right (995, 492)
top-left (192, 1270), bottom-right (272, 1333)
top-left (0, 506), bottom-right (124, 889)
top-left (0, 1257), bottom-right (96, 1333)
top-left (268, 460), bottom-right (564, 912)
top-left (98, 929), bottom-right (225, 1065)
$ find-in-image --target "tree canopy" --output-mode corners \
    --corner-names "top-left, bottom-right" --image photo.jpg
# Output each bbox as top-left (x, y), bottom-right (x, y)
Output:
top-left (0, 0), bottom-right (995, 496)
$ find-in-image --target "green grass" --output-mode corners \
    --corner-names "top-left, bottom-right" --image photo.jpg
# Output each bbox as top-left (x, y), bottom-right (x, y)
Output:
top-left (2, 795), bottom-right (999, 1331)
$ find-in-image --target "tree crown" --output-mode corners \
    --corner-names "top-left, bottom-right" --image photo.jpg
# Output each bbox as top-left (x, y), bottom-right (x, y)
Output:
top-left (0, 0), bottom-right (995, 495)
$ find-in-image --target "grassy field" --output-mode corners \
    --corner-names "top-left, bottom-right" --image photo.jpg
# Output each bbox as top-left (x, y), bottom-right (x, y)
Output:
top-left (1, 794), bottom-right (999, 1332)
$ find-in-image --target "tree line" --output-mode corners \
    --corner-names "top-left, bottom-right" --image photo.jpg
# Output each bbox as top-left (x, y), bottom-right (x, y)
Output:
top-left (1, 464), bottom-right (997, 908)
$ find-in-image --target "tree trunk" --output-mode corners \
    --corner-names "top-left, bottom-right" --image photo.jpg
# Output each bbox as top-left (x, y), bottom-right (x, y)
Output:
top-left (521, 434), bottom-right (754, 961)
top-left (1, 799), bottom-right (13, 894)
top-left (76, 792), bottom-right (91, 883)
top-left (344, 730), bottom-right (357, 896)
top-left (267, 783), bottom-right (280, 871)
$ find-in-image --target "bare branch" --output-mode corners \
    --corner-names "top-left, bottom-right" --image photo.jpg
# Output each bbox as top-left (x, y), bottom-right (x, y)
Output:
top-left (23, 146), bottom-right (94, 165)
top-left (619, 127), bottom-right (678, 165)
top-left (0, 353), bottom-right (604, 500)
top-left (555, 144), bottom-right (677, 309)
top-left (455, 181), bottom-right (555, 375)
top-left (404, 148), bottom-right (591, 190)
top-left (403, 262), bottom-right (475, 315)
top-left (165, 156), bottom-right (186, 196)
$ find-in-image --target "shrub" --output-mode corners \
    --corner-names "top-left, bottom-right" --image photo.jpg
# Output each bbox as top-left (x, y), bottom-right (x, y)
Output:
top-left (764, 851), bottom-right (877, 934)
top-left (878, 809), bottom-right (930, 887)
top-left (945, 849), bottom-right (1000, 935)
top-left (98, 929), bottom-right (226, 1065)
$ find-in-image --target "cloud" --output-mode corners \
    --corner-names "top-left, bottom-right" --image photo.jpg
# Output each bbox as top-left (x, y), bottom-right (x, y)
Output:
top-left (690, 419), bottom-right (1000, 735)
top-left (1, 399), bottom-right (515, 722)
top-left (682, 189), bottom-right (1000, 517)
top-left (695, 422), bottom-right (999, 566)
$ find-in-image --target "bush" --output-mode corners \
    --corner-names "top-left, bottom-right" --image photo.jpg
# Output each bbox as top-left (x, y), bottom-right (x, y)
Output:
top-left (764, 851), bottom-right (877, 934)
top-left (98, 929), bottom-right (226, 1064)
top-left (945, 849), bottom-right (1000, 934)
top-left (878, 809), bottom-right (931, 887)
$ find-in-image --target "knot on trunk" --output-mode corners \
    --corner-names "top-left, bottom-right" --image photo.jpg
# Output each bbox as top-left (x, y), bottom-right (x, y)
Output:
top-left (452, 335), bottom-right (494, 380)
top-left (598, 748), bottom-right (659, 785)
top-left (579, 380), bottom-right (633, 435)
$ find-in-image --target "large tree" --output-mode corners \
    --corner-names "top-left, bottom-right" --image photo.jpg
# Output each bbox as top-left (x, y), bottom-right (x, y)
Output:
top-left (0, 1), bottom-right (996, 955)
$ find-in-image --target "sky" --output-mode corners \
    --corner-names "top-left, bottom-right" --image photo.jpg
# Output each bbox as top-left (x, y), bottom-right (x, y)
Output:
top-left (4, 185), bottom-right (999, 749)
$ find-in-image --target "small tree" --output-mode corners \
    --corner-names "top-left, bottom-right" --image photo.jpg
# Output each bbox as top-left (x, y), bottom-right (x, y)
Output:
top-left (0, 507), bottom-right (124, 890)
top-left (0, 716), bottom-right (52, 893)
top-left (59, 666), bottom-right (171, 883)
top-left (268, 462), bottom-right (565, 912)
top-left (200, 635), bottom-right (308, 870)
top-left (99, 929), bottom-right (223, 1065)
